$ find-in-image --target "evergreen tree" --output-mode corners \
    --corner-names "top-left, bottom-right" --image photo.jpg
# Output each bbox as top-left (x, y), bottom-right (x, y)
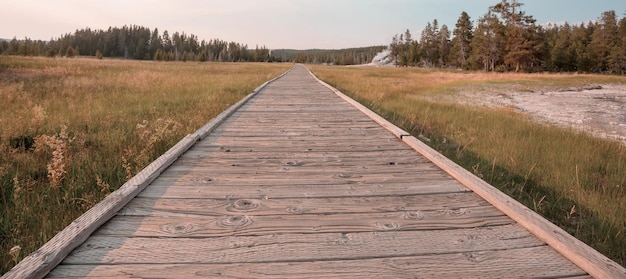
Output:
top-left (390, 34), bottom-right (400, 66)
top-left (470, 11), bottom-right (505, 71)
top-left (65, 46), bottom-right (77, 57)
top-left (571, 22), bottom-right (594, 72)
top-left (549, 23), bottom-right (575, 72)
top-left (395, 29), bottom-right (414, 67)
top-left (149, 28), bottom-right (162, 59)
top-left (588, 11), bottom-right (619, 72)
top-left (611, 13), bottom-right (626, 74)
top-left (491, 0), bottom-right (538, 72)
top-left (438, 24), bottom-right (451, 66)
top-left (420, 21), bottom-right (439, 67)
top-left (450, 11), bottom-right (473, 69)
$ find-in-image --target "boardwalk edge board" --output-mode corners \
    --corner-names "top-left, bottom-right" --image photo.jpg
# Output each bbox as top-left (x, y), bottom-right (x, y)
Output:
top-left (307, 66), bottom-right (626, 278)
top-left (1, 68), bottom-right (293, 279)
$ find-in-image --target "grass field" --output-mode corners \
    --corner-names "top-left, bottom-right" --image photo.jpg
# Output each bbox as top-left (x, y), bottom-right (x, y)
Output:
top-left (0, 56), bottom-right (291, 274)
top-left (309, 65), bottom-right (626, 267)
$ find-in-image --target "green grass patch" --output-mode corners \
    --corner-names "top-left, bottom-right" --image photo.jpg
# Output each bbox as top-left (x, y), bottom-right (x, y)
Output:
top-left (310, 65), bottom-right (626, 267)
top-left (0, 56), bottom-right (292, 274)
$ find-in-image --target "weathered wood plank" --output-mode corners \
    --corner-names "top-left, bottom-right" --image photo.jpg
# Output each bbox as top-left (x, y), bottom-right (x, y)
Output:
top-left (97, 206), bottom-right (511, 237)
top-left (180, 148), bottom-right (427, 159)
top-left (172, 154), bottom-right (431, 168)
top-left (156, 168), bottom-right (453, 183)
top-left (216, 117), bottom-right (377, 124)
top-left (180, 145), bottom-right (412, 153)
top-left (161, 163), bottom-right (444, 175)
top-left (196, 140), bottom-right (408, 150)
top-left (119, 193), bottom-right (490, 217)
top-left (47, 247), bottom-right (590, 279)
top-left (138, 181), bottom-right (470, 199)
top-left (63, 227), bottom-right (545, 265)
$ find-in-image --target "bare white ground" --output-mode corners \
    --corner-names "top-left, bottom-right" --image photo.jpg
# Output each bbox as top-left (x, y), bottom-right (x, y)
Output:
top-left (455, 85), bottom-right (626, 145)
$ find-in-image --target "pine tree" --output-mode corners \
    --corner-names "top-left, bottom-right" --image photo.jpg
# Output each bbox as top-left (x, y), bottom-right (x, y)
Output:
top-left (390, 34), bottom-right (400, 66)
top-left (588, 11), bottom-right (619, 72)
top-left (438, 25), bottom-right (451, 66)
top-left (470, 11), bottom-right (505, 71)
top-left (65, 46), bottom-right (77, 57)
top-left (450, 11), bottom-right (473, 69)
top-left (491, 0), bottom-right (538, 72)
top-left (607, 13), bottom-right (626, 74)
top-left (149, 28), bottom-right (162, 59)
top-left (571, 22), bottom-right (593, 72)
top-left (420, 21), bottom-right (439, 67)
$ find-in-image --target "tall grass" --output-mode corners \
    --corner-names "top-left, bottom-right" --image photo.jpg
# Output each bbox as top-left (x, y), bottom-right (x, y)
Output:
top-left (310, 65), bottom-right (626, 267)
top-left (0, 56), bottom-right (291, 274)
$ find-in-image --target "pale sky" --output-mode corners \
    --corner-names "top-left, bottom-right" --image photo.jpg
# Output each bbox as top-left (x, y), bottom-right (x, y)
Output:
top-left (1, 0), bottom-right (625, 49)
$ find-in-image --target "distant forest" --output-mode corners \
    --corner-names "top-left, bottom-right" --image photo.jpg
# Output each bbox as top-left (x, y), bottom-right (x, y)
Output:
top-left (390, 0), bottom-right (626, 73)
top-left (0, 25), bottom-right (384, 65)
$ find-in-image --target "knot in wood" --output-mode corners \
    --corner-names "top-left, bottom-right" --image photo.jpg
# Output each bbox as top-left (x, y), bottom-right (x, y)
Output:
top-left (217, 215), bottom-right (252, 229)
top-left (193, 177), bottom-right (214, 184)
top-left (332, 173), bottom-right (358, 179)
top-left (441, 208), bottom-right (469, 216)
top-left (231, 199), bottom-right (260, 211)
top-left (286, 206), bottom-right (306, 214)
top-left (285, 161), bottom-right (303, 166)
top-left (403, 211), bottom-right (425, 220)
top-left (375, 221), bottom-right (400, 231)
top-left (162, 222), bottom-right (195, 236)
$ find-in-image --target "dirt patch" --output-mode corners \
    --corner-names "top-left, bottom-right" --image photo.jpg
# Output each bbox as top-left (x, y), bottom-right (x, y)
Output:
top-left (455, 85), bottom-right (626, 145)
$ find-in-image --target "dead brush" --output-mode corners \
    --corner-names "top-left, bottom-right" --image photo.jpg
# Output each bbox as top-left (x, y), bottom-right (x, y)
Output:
top-left (33, 125), bottom-right (72, 190)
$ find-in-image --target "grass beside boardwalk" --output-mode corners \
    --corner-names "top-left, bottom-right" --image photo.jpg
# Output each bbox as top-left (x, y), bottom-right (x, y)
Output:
top-left (0, 56), bottom-right (292, 274)
top-left (309, 65), bottom-right (626, 267)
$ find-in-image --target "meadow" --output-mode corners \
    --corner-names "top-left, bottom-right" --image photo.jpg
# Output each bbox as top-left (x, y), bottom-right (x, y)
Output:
top-left (0, 56), bottom-right (291, 274)
top-left (309, 65), bottom-right (626, 267)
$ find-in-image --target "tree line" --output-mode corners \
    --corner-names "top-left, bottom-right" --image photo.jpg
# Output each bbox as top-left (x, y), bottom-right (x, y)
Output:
top-left (0, 25), bottom-right (273, 62)
top-left (390, 0), bottom-right (626, 74)
top-left (272, 47), bottom-right (386, 65)
top-left (0, 25), bottom-right (385, 65)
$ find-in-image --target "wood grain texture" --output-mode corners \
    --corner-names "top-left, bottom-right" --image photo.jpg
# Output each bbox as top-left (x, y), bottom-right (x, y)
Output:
top-left (97, 207), bottom-right (511, 237)
top-left (120, 193), bottom-right (489, 216)
top-left (138, 182), bottom-right (469, 200)
top-left (48, 247), bottom-right (590, 279)
top-left (64, 227), bottom-right (543, 264)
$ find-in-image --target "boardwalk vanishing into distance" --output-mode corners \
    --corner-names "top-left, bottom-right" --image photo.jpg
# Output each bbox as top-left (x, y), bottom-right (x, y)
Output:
top-left (4, 65), bottom-right (625, 278)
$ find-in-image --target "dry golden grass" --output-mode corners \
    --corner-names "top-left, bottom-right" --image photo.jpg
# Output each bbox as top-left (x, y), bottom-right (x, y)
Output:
top-left (0, 56), bottom-right (292, 274)
top-left (310, 65), bottom-right (626, 267)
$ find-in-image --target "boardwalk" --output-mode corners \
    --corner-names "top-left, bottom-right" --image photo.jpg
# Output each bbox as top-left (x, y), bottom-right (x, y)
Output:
top-left (5, 65), bottom-right (625, 278)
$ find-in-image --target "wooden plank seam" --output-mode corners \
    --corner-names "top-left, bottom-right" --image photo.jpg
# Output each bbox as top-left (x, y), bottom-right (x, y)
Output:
top-left (0, 67), bottom-right (294, 279)
top-left (306, 66), bottom-right (626, 279)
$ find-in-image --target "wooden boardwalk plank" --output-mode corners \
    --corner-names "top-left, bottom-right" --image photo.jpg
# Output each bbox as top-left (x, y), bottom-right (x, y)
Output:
top-left (63, 229), bottom-right (542, 264)
top-left (6, 64), bottom-right (622, 278)
top-left (94, 209), bottom-right (512, 238)
top-left (120, 193), bottom-right (489, 216)
top-left (49, 250), bottom-right (591, 279)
